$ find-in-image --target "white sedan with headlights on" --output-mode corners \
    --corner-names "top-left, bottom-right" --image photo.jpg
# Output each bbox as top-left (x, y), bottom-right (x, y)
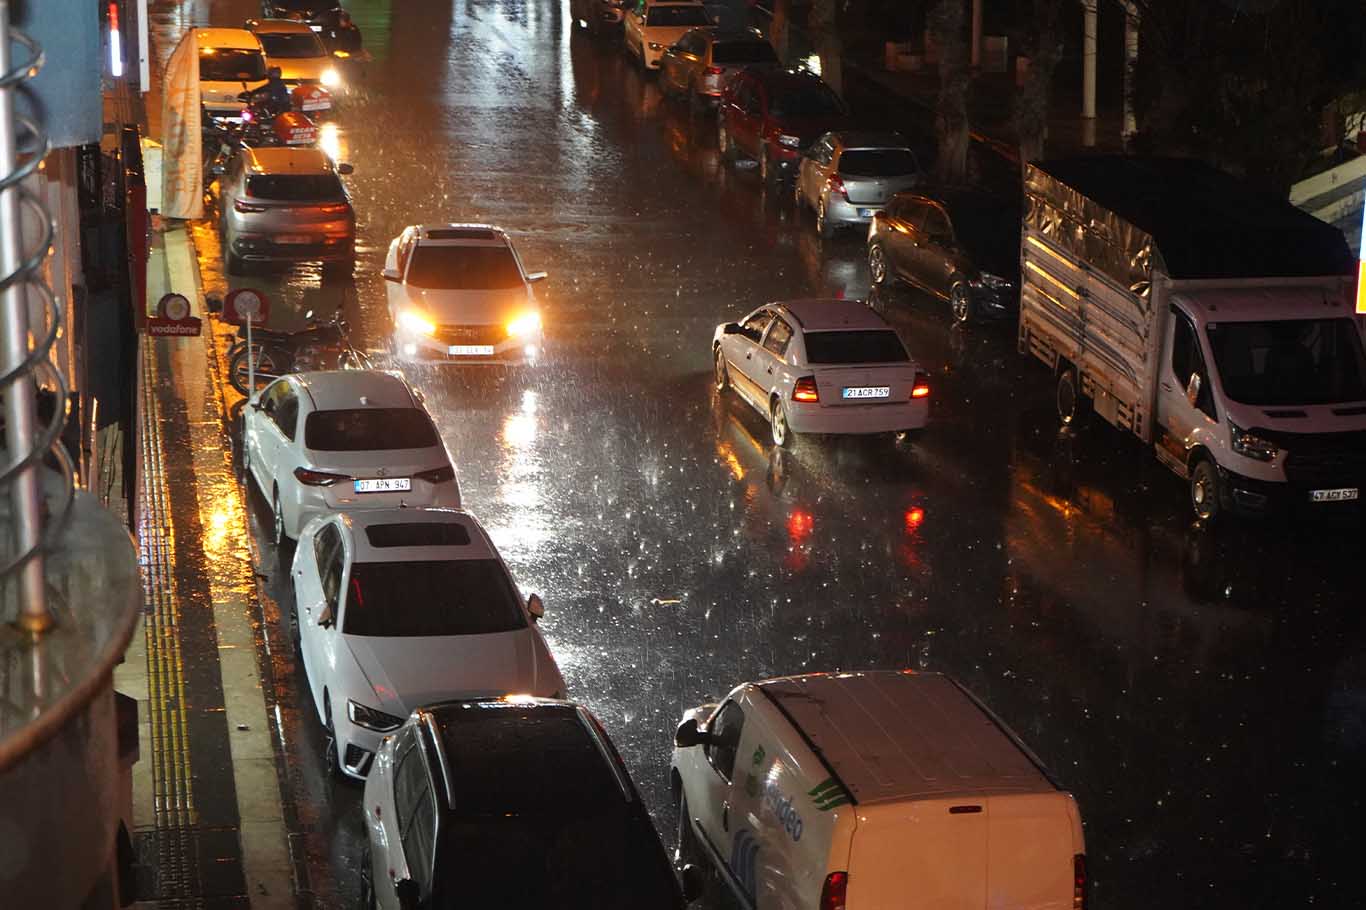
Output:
top-left (291, 508), bottom-right (566, 778)
top-left (712, 298), bottom-right (930, 447)
top-left (245, 17), bottom-right (344, 95)
top-left (383, 223), bottom-right (546, 366)
top-left (243, 370), bottom-right (460, 547)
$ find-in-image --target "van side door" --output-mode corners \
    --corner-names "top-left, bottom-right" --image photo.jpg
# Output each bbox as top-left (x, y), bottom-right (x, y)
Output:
top-left (690, 700), bottom-right (747, 895)
top-left (1155, 306), bottom-right (1218, 470)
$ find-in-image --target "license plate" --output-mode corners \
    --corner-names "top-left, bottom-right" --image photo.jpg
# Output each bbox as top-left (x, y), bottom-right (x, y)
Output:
top-left (275, 234), bottom-right (313, 244)
top-left (858, 208), bottom-right (876, 217)
top-left (448, 344), bottom-right (495, 356)
top-left (842, 386), bottom-right (891, 399)
top-left (310, 25), bottom-right (322, 31)
top-left (1311, 487), bottom-right (1359, 502)
top-left (354, 477), bottom-right (411, 493)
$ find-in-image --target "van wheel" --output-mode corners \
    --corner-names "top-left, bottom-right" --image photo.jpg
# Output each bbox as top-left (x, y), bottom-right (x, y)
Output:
top-left (1190, 458), bottom-right (1224, 522)
top-left (1056, 366), bottom-right (1085, 428)
top-left (676, 793), bottom-right (703, 869)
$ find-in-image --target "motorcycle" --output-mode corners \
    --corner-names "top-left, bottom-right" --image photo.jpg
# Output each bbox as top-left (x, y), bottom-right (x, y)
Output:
top-left (202, 86), bottom-right (331, 187)
top-left (226, 308), bottom-right (372, 395)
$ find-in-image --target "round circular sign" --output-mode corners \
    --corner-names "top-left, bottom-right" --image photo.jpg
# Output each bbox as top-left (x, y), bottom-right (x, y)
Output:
top-left (158, 292), bottom-right (191, 321)
top-left (233, 289), bottom-right (262, 319)
top-left (224, 287), bottom-right (270, 324)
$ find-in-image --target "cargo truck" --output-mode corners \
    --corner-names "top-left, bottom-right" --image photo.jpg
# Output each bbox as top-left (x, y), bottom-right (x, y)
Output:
top-left (1019, 156), bottom-right (1366, 520)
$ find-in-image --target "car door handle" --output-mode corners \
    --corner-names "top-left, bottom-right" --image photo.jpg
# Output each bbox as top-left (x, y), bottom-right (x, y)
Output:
top-left (745, 352), bottom-right (753, 359)
top-left (766, 366), bottom-right (773, 374)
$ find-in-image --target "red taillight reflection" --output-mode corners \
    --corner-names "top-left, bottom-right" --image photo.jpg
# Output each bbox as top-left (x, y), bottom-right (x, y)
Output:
top-left (787, 509), bottom-right (814, 542)
top-left (235, 199), bottom-right (267, 213)
top-left (911, 371), bottom-right (930, 398)
top-left (293, 467), bottom-right (348, 486)
top-left (793, 376), bottom-right (819, 402)
top-left (904, 507), bottom-right (925, 530)
top-left (819, 871), bottom-right (847, 910)
top-left (827, 173), bottom-right (848, 201)
top-left (704, 65), bottom-right (724, 75)
top-left (1073, 854), bottom-right (1087, 910)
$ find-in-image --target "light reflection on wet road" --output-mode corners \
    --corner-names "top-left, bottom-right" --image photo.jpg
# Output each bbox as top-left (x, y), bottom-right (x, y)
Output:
top-left (153, 1), bottom-right (1366, 907)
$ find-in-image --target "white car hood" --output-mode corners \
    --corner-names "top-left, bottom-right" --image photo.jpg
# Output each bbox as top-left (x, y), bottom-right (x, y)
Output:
top-left (344, 628), bottom-right (552, 714)
top-left (396, 286), bottom-right (532, 326)
top-left (643, 24), bottom-right (702, 46)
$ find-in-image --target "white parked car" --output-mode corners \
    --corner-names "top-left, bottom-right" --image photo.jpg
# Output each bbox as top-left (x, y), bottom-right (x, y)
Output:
top-left (292, 509), bottom-right (567, 779)
top-left (671, 671), bottom-right (1087, 910)
top-left (243, 370), bottom-right (460, 546)
top-left (712, 298), bottom-right (930, 447)
top-left (624, 0), bottom-right (713, 69)
top-left (383, 224), bottom-right (546, 366)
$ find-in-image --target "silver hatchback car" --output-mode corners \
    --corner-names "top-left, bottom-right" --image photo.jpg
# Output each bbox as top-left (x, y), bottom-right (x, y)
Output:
top-left (794, 131), bottom-right (923, 238)
top-left (218, 146), bottom-right (356, 274)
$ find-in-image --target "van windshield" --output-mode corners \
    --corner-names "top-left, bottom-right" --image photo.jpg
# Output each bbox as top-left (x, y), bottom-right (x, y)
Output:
top-left (1206, 318), bottom-right (1366, 406)
top-left (199, 49), bottom-right (267, 82)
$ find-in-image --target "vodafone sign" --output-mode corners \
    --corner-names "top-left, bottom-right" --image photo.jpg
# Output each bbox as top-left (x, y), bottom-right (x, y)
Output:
top-left (146, 292), bottom-right (203, 336)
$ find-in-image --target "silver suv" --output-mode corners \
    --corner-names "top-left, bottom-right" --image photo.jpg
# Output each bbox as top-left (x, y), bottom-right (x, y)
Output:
top-left (218, 146), bottom-right (356, 274)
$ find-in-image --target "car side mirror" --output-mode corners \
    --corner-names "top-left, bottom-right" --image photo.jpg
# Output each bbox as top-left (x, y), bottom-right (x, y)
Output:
top-left (722, 322), bottom-right (741, 335)
top-left (527, 593), bottom-right (544, 621)
top-left (674, 717), bottom-right (708, 748)
top-left (1185, 372), bottom-right (1202, 407)
top-left (680, 864), bottom-right (706, 903)
top-left (337, 162), bottom-right (355, 175)
top-left (317, 604), bottom-right (334, 628)
top-left (382, 268), bottom-right (402, 282)
top-left (394, 878), bottom-right (419, 910)
top-left (526, 270), bottom-right (548, 283)
top-left (206, 294), bottom-right (224, 314)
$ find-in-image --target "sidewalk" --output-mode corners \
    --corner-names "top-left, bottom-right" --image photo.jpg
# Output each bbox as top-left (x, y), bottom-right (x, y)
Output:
top-left (113, 218), bottom-right (295, 908)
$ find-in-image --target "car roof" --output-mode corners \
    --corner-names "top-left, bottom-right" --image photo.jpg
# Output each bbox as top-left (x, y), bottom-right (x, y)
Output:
top-left (827, 130), bottom-right (912, 150)
top-left (292, 369), bottom-right (415, 410)
top-left (247, 18), bottom-right (319, 36)
top-left (243, 146), bottom-right (335, 176)
top-left (771, 298), bottom-right (890, 332)
top-left (339, 509), bottom-right (495, 563)
top-left (196, 27), bottom-right (264, 50)
top-left (756, 671), bottom-right (1055, 805)
top-left (411, 223), bottom-right (510, 248)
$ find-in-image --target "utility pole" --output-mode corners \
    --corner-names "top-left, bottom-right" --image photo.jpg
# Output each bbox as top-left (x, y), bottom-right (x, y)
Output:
top-left (1080, 0), bottom-right (1098, 146)
top-left (1122, 1), bottom-right (1139, 149)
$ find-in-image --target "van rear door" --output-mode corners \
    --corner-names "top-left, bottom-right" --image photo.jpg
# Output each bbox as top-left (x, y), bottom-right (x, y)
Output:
top-left (845, 798), bottom-right (987, 909)
top-left (985, 792), bottom-right (1080, 910)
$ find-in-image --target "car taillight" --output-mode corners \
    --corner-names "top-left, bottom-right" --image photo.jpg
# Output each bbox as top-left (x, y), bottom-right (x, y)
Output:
top-left (819, 871), bottom-right (847, 910)
top-left (793, 376), bottom-right (819, 402)
top-left (1073, 854), bottom-right (1087, 910)
top-left (414, 465), bottom-right (454, 484)
top-left (827, 173), bottom-right (848, 201)
top-left (911, 372), bottom-right (930, 398)
top-left (293, 467), bottom-right (348, 486)
top-left (234, 199), bottom-right (267, 213)
top-left (704, 65), bottom-right (724, 75)
top-left (317, 203), bottom-right (350, 215)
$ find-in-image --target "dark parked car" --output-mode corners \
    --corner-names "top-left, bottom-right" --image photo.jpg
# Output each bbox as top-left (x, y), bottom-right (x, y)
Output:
top-left (260, 1), bottom-right (362, 55)
top-left (659, 28), bottom-right (778, 111)
top-left (867, 188), bottom-right (1022, 324)
top-left (360, 698), bottom-right (702, 909)
top-left (717, 66), bottom-right (852, 187)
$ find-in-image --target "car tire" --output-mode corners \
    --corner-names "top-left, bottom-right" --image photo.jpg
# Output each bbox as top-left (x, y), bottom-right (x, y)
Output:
top-left (323, 691), bottom-right (343, 779)
top-left (950, 281), bottom-right (975, 324)
top-left (771, 397), bottom-right (793, 448)
top-left (868, 242), bottom-right (891, 288)
top-left (360, 842), bottom-right (377, 910)
top-left (688, 81), bottom-right (705, 117)
top-left (792, 176), bottom-right (806, 210)
top-left (718, 122), bottom-right (736, 162)
top-left (1189, 457), bottom-right (1224, 523)
top-left (761, 145), bottom-right (780, 188)
top-left (272, 486), bottom-right (294, 549)
top-left (225, 250), bottom-right (245, 275)
top-left (1056, 365), bottom-right (1086, 429)
top-left (816, 196), bottom-right (835, 238)
top-left (714, 349), bottom-right (730, 393)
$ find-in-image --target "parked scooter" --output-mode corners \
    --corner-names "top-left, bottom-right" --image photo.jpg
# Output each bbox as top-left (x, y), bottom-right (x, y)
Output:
top-left (225, 308), bottom-right (372, 395)
top-left (202, 85), bottom-right (331, 187)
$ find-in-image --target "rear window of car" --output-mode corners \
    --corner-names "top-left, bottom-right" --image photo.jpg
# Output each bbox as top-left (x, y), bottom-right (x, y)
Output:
top-left (245, 174), bottom-right (344, 201)
top-left (364, 522), bottom-right (471, 548)
top-left (257, 32), bottom-right (326, 58)
top-left (304, 408), bottom-right (439, 451)
top-left (343, 559), bottom-right (527, 636)
top-left (199, 48), bottom-right (268, 82)
top-left (803, 330), bottom-right (910, 364)
top-left (839, 149), bottom-right (919, 177)
top-left (769, 83), bottom-right (846, 118)
top-left (712, 41), bottom-right (778, 65)
top-left (405, 244), bottom-right (524, 290)
top-left (647, 6), bottom-right (711, 27)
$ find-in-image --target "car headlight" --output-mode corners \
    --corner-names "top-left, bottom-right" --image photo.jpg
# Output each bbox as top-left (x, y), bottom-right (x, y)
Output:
top-left (507, 310), bottom-right (542, 337)
top-left (648, 41), bottom-right (663, 51)
top-left (347, 700), bottom-right (403, 732)
top-left (777, 134), bottom-right (802, 148)
top-left (970, 272), bottom-right (1012, 290)
top-left (397, 308), bottom-right (436, 336)
top-left (320, 67), bottom-right (342, 89)
top-left (1230, 422), bottom-right (1277, 462)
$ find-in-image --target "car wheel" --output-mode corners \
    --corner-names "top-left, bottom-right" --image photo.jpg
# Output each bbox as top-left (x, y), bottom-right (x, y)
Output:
top-left (718, 122), bottom-right (736, 162)
top-left (950, 282), bottom-right (975, 324)
top-left (360, 842), bottom-right (377, 910)
top-left (771, 397), bottom-right (792, 448)
top-left (869, 243), bottom-right (890, 287)
top-left (793, 176), bottom-right (805, 210)
top-left (714, 349), bottom-right (730, 393)
top-left (816, 196), bottom-right (834, 238)
top-left (761, 146), bottom-right (780, 188)
top-left (323, 691), bottom-right (342, 778)
top-left (225, 250), bottom-right (245, 275)
top-left (688, 81), bottom-right (705, 117)
top-left (1056, 365), bottom-right (1085, 428)
top-left (1190, 457), bottom-right (1224, 522)
top-left (272, 487), bottom-right (293, 549)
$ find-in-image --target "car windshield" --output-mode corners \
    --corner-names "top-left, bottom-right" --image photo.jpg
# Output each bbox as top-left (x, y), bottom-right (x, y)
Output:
top-left (712, 41), bottom-right (777, 65)
top-left (769, 84), bottom-right (846, 118)
top-left (304, 408), bottom-right (440, 451)
top-left (646, 6), bottom-right (711, 27)
top-left (804, 330), bottom-right (909, 364)
top-left (840, 149), bottom-right (918, 177)
top-left (199, 48), bottom-right (267, 82)
top-left (342, 559), bottom-right (527, 636)
top-left (406, 245), bottom-right (524, 290)
top-left (258, 33), bottom-right (326, 58)
top-left (245, 174), bottom-right (344, 201)
top-left (1206, 318), bottom-right (1366, 406)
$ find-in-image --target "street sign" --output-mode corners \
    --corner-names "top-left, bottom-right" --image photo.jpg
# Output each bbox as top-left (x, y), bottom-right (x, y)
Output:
top-left (145, 292), bottom-right (202, 336)
top-left (222, 288), bottom-right (270, 326)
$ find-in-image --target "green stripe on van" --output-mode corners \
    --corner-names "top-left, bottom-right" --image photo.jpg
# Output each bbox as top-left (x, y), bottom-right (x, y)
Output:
top-left (808, 778), bottom-right (841, 798)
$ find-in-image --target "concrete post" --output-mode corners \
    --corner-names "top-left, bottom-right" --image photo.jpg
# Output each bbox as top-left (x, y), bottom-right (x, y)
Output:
top-left (971, 0), bottom-right (982, 69)
top-left (1122, 2), bottom-right (1139, 148)
top-left (1081, 0), bottom-right (1098, 128)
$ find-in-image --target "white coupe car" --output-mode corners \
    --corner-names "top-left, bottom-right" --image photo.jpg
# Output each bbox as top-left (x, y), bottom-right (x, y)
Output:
top-left (243, 370), bottom-right (460, 546)
top-left (712, 298), bottom-right (930, 446)
top-left (624, 0), bottom-right (713, 69)
top-left (292, 509), bottom-right (567, 779)
top-left (383, 223), bottom-right (546, 365)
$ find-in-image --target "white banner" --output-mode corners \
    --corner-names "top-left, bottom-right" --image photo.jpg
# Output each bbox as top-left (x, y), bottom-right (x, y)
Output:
top-left (161, 30), bottom-right (202, 220)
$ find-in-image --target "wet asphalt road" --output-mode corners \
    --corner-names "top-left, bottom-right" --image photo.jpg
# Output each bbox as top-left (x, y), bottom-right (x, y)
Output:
top-left (156, 2), bottom-right (1366, 907)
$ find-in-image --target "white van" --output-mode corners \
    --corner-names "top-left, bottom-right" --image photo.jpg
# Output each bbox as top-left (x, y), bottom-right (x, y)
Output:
top-left (191, 28), bottom-right (270, 120)
top-left (671, 671), bottom-right (1086, 910)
